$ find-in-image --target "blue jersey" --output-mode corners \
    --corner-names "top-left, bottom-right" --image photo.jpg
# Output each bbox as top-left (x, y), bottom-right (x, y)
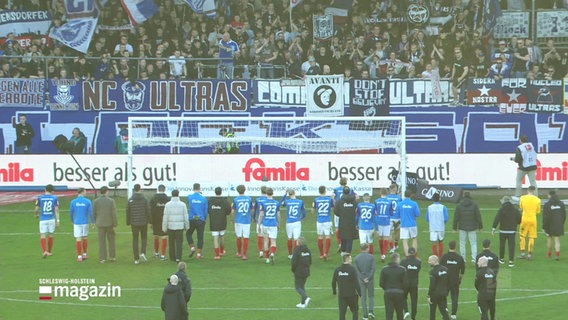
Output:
top-left (426, 202), bottom-right (448, 232)
top-left (284, 198), bottom-right (305, 223)
top-left (374, 197), bottom-right (392, 227)
top-left (36, 194), bottom-right (59, 221)
top-left (396, 198), bottom-right (421, 228)
top-left (188, 192), bottom-right (208, 221)
top-left (386, 193), bottom-right (402, 219)
top-left (357, 202), bottom-right (376, 230)
top-left (219, 39), bottom-right (239, 63)
top-left (69, 196), bottom-right (94, 225)
top-left (261, 198), bottom-right (279, 227)
top-left (313, 196), bottom-right (333, 223)
top-left (333, 186), bottom-right (354, 202)
top-left (232, 195), bottom-right (253, 224)
top-left (254, 195), bottom-right (268, 222)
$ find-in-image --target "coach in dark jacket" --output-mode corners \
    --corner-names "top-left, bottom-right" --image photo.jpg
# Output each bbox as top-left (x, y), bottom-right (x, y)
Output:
top-left (127, 184), bottom-right (150, 264)
top-left (453, 192), bottom-right (483, 262)
top-left (427, 255), bottom-right (450, 320)
top-left (291, 237), bottom-right (312, 308)
top-left (334, 187), bottom-right (358, 254)
top-left (492, 196), bottom-right (522, 266)
top-left (401, 247), bottom-right (422, 320)
top-left (543, 190), bottom-right (566, 260)
top-left (93, 186), bottom-right (117, 263)
top-left (476, 239), bottom-right (499, 276)
top-left (332, 254), bottom-right (361, 320)
top-left (380, 253), bottom-right (406, 320)
top-left (475, 256), bottom-right (497, 320)
top-left (161, 274), bottom-right (188, 320)
top-left (440, 241), bottom-right (465, 319)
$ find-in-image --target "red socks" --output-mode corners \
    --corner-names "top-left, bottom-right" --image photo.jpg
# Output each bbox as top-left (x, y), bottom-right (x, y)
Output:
top-left (270, 246), bottom-right (276, 254)
top-left (76, 241), bottom-right (82, 255)
top-left (325, 238), bottom-right (331, 255)
top-left (82, 239), bottom-right (88, 253)
top-left (438, 242), bottom-right (444, 257)
top-left (48, 236), bottom-right (53, 252)
top-left (236, 238), bottom-right (242, 255)
top-left (40, 238), bottom-right (46, 252)
top-left (214, 247), bottom-right (220, 257)
top-left (154, 238), bottom-right (159, 253)
top-left (318, 239), bottom-right (324, 256)
top-left (432, 244), bottom-right (438, 257)
top-left (369, 244), bottom-right (374, 255)
top-left (161, 238), bottom-right (167, 256)
top-left (243, 238), bottom-right (249, 256)
top-left (287, 240), bottom-right (293, 255)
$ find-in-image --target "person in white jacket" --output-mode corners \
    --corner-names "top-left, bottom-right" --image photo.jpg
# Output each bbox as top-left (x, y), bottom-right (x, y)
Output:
top-left (163, 190), bottom-right (190, 262)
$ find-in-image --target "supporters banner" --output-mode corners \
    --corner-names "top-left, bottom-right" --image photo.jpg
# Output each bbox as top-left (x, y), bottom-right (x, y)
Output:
top-left (493, 11), bottom-right (530, 39)
top-left (389, 79), bottom-right (451, 106)
top-left (536, 11), bottom-right (568, 38)
top-left (467, 78), bottom-right (501, 105)
top-left (121, 0), bottom-right (158, 26)
top-left (0, 10), bottom-right (51, 48)
top-left (47, 79), bottom-right (252, 112)
top-left (349, 78), bottom-right (389, 117)
top-left (0, 79), bottom-right (45, 108)
top-left (527, 80), bottom-right (564, 113)
top-left (183, 0), bottom-right (216, 19)
top-left (498, 78), bottom-right (528, 114)
top-left (49, 0), bottom-right (101, 54)
top-left (313, 15), bottom-right (333, 40)
top-left (305, 75), bottom-right (344, 116)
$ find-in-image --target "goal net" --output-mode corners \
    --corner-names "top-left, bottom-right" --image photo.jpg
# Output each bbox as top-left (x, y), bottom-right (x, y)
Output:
top-left (127, 116), bottom-right (406, 196)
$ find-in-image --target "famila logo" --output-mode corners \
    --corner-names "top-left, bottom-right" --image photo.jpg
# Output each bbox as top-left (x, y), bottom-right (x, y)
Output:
top-left (535, 160), bottom-right (568, 181)
top-left (0, 162), bottom-right (34, 182)
top-left (242, 158), bottom-right (309, 182)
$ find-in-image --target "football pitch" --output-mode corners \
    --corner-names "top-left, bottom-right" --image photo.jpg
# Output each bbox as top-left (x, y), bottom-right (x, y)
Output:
top-left (0, 190), bottom-right (566, 320)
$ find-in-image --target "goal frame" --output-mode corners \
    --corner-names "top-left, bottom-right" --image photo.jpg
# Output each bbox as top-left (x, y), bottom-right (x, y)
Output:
top-left (127, 116), bottom-right (406, 198)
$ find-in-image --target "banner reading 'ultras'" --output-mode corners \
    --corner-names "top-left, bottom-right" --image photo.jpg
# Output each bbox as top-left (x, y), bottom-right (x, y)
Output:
top-left (0, 79), bottom-right (45, 108)
top-left (48, 79), bottom-right (252, 112)
top-left (305, 75), bottom-right (344, 116)
top-left (349, 78), bottom-right (389, 117)
top-left (527, 80), bottom-right (563, 113)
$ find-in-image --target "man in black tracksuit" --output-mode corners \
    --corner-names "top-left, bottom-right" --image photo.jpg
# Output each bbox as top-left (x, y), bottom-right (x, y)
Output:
top-left (427, 255), bottom-right (450, 320)
top-left (380, 253), bottom-right (406, 320)
top-left (150, 184), bottom-right (170, 260)
top-left (401, 247), bottom-right (421, 320)
top-left (440, 240), bottom-right (465, 319)
top-left (208, 187), bottom-right (231, 259)
top-left (126, 184), bottom-right (151, 264)
top-left (291, 237), bottom-right (312, 308)
top-left (475, 256), bottom-right (497, 320)
top-left (492, 196), bottom-right (522, 267)
top-left (334, 187), bottom-right (358, 254)
top-left (332, 254), bottom-right (361, 320)
top-left (476, 239), bottom-right (500, 276)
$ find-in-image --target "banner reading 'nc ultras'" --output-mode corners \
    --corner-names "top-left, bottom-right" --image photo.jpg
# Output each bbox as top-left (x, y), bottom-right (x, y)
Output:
top-left (48, 79), bottom-right (251, 112)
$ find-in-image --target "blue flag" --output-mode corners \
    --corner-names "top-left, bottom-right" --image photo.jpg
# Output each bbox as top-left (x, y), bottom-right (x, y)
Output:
top-left (183, 0), bottom-right (216, 19)
top-left (482, 0), bottom-right (502, 37)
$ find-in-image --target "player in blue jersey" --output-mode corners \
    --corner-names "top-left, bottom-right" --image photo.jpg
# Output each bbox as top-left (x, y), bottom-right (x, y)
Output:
top-left (426, 193), bottom-right (449, 258)
top-left (357, 193), bottom-right (376, 254)
top-left (258, 188), bottom-right (281, 265)
top-left (232, 184), bottom-right (253, 260)
top-left (332, 177), bottom-right (355, 251)
top-left (187, 183), bottom-right (208, 259)
top-left (69, 188), bottom-right (94, 262)
top-left (374, 188), bottom-right (393, 262)
top-left (254, 186), bottom-right (268, 258)
top-left (396, 189), bottom-right (421, 257)
top-left (312, 186), bottom-right (334, 260)
top-left (35, 184), bottom-right (60, 258)
top-left (283, 189), bottom-right (306, 259)
top-left (386, 183), bottom-right (402, 253)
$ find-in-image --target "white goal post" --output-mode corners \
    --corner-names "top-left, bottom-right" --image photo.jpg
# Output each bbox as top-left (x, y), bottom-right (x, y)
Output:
top-left (127, 116), bottom-right (406, 198)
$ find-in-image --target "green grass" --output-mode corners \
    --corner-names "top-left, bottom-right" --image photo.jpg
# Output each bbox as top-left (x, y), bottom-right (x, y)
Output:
top-left (0, 191), bottom-right (566, 320)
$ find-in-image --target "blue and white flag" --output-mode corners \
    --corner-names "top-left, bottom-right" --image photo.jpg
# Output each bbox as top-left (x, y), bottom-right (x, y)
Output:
top-left (49, 18), bottom-right (98, 54)
top-left (121, 0), bottom-right (158, 26)
top-left (183, 0), bottom-right (216, 19)
top-left (482, 0), bottom-right (502, 37)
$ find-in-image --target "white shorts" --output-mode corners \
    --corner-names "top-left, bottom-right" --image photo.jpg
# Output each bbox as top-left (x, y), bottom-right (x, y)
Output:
top-left (390, 219), bottom-right (401, 230)
top-left (317, 222), bottom-right (332, 236)
top-left (73, 224), bottom-right (89, 238)
top-left (400, 226), bottom-right (418, 240)
top-left (334, 215), bottom-right (339, 228)
top-left (263, 226), bottom-right (278, 239)
top-left (39, 220), bottom-right (55, 234)
top-left (235, 223), bottom-right (250, 238)
top-left (212, 230), bottom-right (226, 237)
top-left (430, 231), bottom-right (445, 242)
top-left (359, 229), bottom-right (374, 244)
top-left (377, 225), bottom-right (391, 237)
top-left (286, 221), bottom-right (301, 239)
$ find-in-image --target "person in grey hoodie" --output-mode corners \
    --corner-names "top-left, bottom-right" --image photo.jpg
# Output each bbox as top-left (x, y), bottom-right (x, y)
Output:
top-left (161, 274), bottom-right (188, 320)
top-left (163, 190), bottom-right (190, 262)
top-left (126, 184), bottom-right (150, 264)
top-left (453, 192), bottom-right (483, 263)
top-left (354, 243), bottom-right (377, 320)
